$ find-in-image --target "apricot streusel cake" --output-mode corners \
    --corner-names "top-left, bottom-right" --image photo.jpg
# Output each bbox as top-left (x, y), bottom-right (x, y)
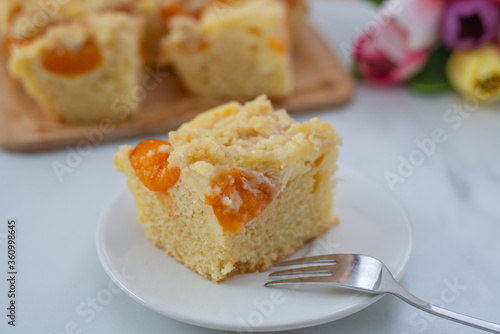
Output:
top-left (158, 0), bottom-right (295, 98)
top-left (1, 0), bottom-right (307, 122)
top-left (114, 95), bottom-right (341, 282)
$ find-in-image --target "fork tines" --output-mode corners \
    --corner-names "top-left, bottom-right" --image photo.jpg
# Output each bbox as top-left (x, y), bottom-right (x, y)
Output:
top-left (272, 254), bottom-right (339, 267)
top-left (264, 275), bottom-right (333, 287)
top-left (269, 265), bottom-right (334, 277)
top-left (265, 254), bottom-right (339, 287)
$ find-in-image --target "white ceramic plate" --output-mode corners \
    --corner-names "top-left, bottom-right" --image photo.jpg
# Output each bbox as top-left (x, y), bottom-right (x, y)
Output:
top-left (96, 164), bottom-right (413, 332)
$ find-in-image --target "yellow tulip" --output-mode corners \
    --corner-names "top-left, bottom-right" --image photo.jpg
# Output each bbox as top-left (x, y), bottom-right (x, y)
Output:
top-left (446, 44), bottom-right (500, 103)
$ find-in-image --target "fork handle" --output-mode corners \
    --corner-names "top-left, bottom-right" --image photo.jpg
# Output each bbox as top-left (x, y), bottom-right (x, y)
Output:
top-left (390, 286), bottom-right (500, 333)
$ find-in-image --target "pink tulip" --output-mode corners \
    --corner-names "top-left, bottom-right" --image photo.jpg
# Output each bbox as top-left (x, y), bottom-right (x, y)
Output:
top-left (353, 0), bottom-right (445, 86)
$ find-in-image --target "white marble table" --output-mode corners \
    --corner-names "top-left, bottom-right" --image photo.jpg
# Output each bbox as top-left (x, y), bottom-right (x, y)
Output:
top-left (1, 1), bottom-right (500, 333)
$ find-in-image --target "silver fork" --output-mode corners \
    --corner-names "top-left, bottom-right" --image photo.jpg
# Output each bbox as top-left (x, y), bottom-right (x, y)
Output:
top-left (265, 254), bottom-right (500, 333)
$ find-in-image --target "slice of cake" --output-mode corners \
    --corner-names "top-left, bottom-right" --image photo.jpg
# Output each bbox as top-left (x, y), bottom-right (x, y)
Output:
top-left (7, 12), bottom-right (143, 122)
top-left (158, 0), bottom-right (293, 98)
top-left (1, 0), bottom-right (136, 51)
top-left (114, 95), bottom-right (342, 283)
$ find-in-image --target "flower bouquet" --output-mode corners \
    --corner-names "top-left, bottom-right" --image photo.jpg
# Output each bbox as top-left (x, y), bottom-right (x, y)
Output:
top-left (353, 0), bottom-right (500, 102)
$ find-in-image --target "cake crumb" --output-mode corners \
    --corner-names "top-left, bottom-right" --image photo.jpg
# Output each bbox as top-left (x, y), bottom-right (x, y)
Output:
top-left (158, 144), bottom-right (172, 154)
top-left (221, 196), bottom-right (232, 206)
top-left (206, 185), bottom-right (221, 197)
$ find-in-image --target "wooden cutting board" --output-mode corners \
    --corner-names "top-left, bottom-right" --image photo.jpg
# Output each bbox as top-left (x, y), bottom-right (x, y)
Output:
top-left (0, 23), bottom-right (354, 152)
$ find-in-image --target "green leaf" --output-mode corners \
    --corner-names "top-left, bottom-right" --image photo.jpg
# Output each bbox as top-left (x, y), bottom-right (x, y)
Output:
top-left (351, 63), bottom-right (362, 81)
top-left (364, 0), bottom-right (384, 5)
top-left (408, 46), bottom-right (453, 94)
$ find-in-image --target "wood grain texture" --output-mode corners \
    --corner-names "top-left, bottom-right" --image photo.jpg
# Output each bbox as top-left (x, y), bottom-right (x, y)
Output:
top-left (0, 23), bottom-right (354, 152)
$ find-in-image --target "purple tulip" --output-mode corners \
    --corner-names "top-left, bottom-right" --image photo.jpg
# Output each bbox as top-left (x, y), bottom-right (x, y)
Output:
top-left (441, 0), bottom-right (500, 49)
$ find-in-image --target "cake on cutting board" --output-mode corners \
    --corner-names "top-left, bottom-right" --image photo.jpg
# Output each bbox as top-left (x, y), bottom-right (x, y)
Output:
top-left (1, 0), bottom-right (306, 122)
top-left (158, 0), bottom-right (295, 98)
top-left (7, 11), bottom-right (143, 122)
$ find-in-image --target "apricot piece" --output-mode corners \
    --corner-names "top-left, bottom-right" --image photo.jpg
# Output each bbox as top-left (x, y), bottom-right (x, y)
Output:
top-left (3, 36), bottom-right (14, 54)
top-left (314, 154), bottom-right (325, 167)
top-left (268, 36), bottom-right (286, 53)
top-left (160, 4), bottom-right (185, 21)
top-left (130, 140), bottom-right (181, 192)
top-left (42, 39), bottom-right (103, 77)
top-left (205, 168), bottom-right (279, 233)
